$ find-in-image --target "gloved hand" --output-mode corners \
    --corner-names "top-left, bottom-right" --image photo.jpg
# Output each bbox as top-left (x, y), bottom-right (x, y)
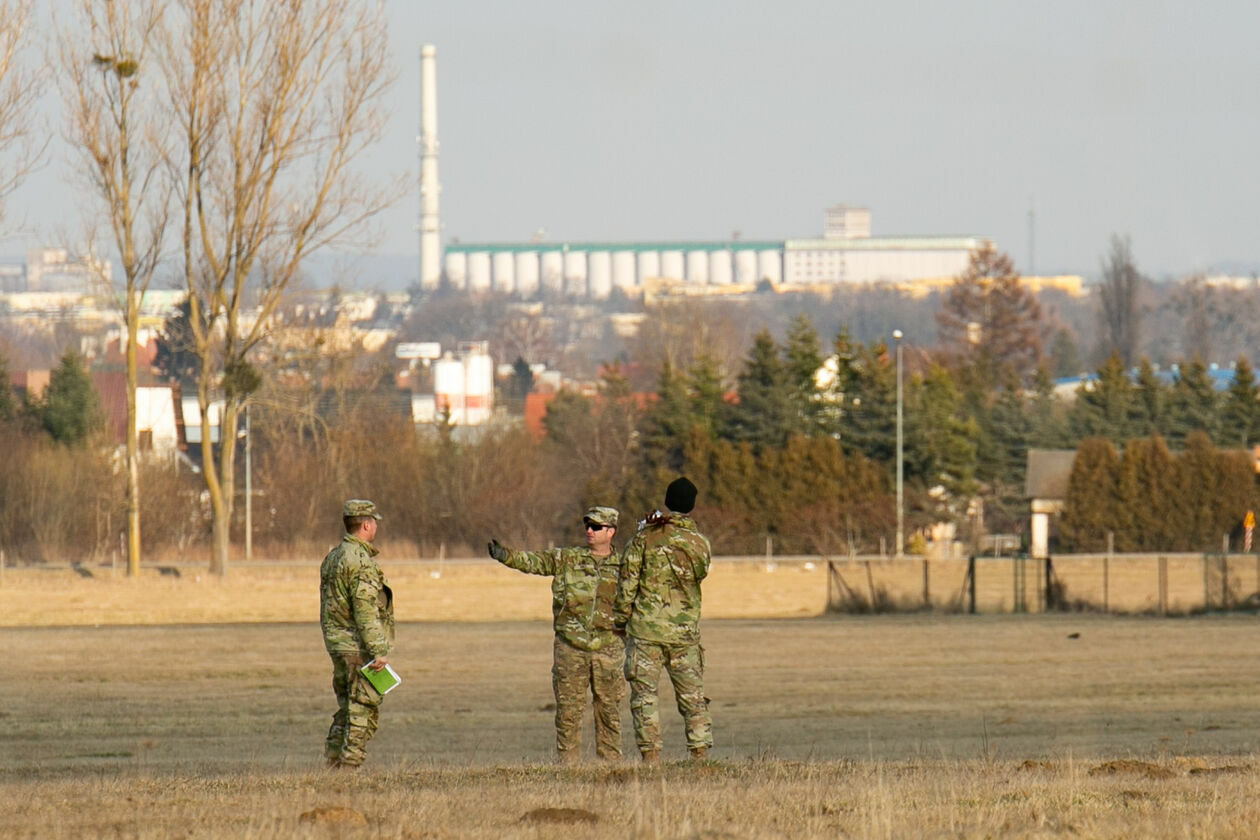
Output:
top-left (487, 539), bottom-right (507, 562)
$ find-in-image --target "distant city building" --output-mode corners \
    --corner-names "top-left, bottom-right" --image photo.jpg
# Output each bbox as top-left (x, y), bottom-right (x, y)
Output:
top-left (0, 262), bottom-right (23, 293)
top-left (823, 204), bottom-right (871, 239)
top-left (26, 248), bottom-right (111, 293)
top-left (443, 206), bottom-right (993, 299)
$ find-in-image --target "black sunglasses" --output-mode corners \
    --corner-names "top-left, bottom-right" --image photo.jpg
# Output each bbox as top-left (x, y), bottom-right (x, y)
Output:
top-left (584, 521), bottom-right (609, 531)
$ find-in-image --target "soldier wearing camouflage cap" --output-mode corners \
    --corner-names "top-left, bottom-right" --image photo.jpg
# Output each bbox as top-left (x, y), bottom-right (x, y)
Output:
top-left (319, 499), bottom-right (394, 769)
top-left (488, 505), bottom-right (625, 764)
top-left (614, 477), bottom-right (713, 762)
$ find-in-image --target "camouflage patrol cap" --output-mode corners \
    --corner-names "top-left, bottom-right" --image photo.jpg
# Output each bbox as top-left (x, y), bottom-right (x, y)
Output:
top-left (583, 505), bottom-right (619, 528)
top-left (342, 499), bottom-right (383, 520)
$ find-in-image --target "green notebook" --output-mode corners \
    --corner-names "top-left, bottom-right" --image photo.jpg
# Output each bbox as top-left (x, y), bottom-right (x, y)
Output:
top-left (360, 660), bottom-right (402, 695)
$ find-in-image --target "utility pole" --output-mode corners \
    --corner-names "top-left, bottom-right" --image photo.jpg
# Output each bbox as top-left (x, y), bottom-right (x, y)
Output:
top-left (894, 329), bottom-right (904, 558)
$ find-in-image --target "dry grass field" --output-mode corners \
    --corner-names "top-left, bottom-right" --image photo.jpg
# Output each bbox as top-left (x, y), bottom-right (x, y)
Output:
top-left (6, 603), bottom-right (1260, 838)
top-left (0, 557), bottom-right (830, 625)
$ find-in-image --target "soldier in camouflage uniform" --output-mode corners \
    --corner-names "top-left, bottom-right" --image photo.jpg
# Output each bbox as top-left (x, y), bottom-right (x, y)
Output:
top-left (613, 477), bottom-right (712, 762)
top-left (320, 499), bottom-right (395, 769)
top-left (487, 505), bottom-right (625, 764)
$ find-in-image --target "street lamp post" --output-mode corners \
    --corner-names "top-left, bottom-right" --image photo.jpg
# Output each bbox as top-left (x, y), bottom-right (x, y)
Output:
top-left (893, 329), bottom-right (904, 558)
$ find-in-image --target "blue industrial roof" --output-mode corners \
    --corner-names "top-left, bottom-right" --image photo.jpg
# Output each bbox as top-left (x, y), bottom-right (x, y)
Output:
top-left (1055, 365), bottom-right (1241, 393)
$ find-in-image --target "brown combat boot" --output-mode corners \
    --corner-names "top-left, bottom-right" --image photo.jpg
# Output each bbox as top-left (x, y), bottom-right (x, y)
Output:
top-left (640, 749), bottom-right (660, 764)
top-left (689, 747), bottom-right (708, 760)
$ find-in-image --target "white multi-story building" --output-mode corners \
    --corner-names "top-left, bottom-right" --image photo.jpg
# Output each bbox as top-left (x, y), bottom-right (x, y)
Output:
top-left (26, 248), bottom-right (111, 292)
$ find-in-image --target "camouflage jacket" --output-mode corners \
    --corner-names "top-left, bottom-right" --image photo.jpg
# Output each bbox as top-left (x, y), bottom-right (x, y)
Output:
top-left (319, 534), bottom-right (395, 658)
top-left (613, 513), bottom-right (711, 645)
top-left (496, 546), bottom-right (622, 652)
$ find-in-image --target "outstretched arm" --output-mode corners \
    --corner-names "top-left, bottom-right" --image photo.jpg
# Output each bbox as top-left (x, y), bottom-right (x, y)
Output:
top-left (488, 540), bottom-right (561, 576)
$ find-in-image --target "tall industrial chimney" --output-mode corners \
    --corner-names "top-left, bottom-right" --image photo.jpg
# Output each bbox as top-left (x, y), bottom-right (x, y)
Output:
top-left (419, 44), bottom-right (441, 290)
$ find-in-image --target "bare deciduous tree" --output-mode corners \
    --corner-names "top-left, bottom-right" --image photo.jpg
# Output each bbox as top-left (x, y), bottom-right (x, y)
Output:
top-left (161, 0), bottom-right (398, 575)
top-left (1098, 234), bottom-right (1143, 367)
top-left (0, 0), bottom-right (44, 226)
top-left (58, 0), bottom-right (170, 577)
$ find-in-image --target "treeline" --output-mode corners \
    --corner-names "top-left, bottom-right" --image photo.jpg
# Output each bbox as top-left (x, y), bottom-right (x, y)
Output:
top-left (1059, 433), bottom-right (1258, 553)
top-left (6, 244), bottom-right (1260, 562)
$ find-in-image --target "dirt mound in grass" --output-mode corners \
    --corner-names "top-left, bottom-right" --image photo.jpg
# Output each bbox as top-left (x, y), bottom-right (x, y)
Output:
top-left (1188, 764), bottom-right (1250, 776)
top-left (299, 806), bottom-right (368, 826)
top-left (1088, 760), bottom-right (1175, 780)
top-left (520, 807), bottom-right (599, 824)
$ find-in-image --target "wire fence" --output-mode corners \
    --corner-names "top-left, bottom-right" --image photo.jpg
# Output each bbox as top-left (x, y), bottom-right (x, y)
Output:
top-left (826, 552), bottom-right (1260, 615)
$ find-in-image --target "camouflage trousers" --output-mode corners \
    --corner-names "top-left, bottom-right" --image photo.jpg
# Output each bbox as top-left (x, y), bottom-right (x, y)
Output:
top-left (553, 635), bottom-right (625, 760)
top-left (325, 651), bottom-right (383, 768)
top-left (625, 636), bottom-right (712, 753)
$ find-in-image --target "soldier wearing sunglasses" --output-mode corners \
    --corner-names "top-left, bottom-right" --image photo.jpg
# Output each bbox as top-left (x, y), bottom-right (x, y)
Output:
top-left (487, 505), bottom-right (624, 764)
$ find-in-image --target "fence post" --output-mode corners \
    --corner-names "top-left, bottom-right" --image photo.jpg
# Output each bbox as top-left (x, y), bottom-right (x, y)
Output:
top-left (1012, 555), bottom-right (1023, 613)
top-left (0, 549), bottom-right (4, 587)
top-left (1203, 552), bottom-right (1211, 610)
top-left (968, 555), bottom-right (977, 614)
top-left (826, 560), bottom-right (833, 609)
top-left (1043, 556), bottom-right (1052, 611)
top-left (1105, 532), bottom-right (1113, 614)
top-left (1158, 555), bottom-right (1168, 615)
top-left (1223, 552), bottom-right (1231, 609)
top-left (922, 557), bottom-right (930, 609)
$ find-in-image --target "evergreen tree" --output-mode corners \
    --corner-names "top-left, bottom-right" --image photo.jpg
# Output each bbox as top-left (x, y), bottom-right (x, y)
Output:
top-left (781, 314), bottom-right (825, 437)
top-left (153, 296), bottom-right (200, 387)
top-left (1129, 358), bottom-right (1164, 438)
top-left (1218, 357), bottom-right (1260, 449)
top-left (905, 364), bottom-right (978, 501)
top-left (702, 437), bottom-right (763, 551)
top-left (1177, 431), bottom-right (1227, 550)
top-left (1118, 434), bottom-right (1180, 551)
top-left (1027, 366), bottom-right (1070, 448)
top-left (687, 353), bottom-right (726, 440)
top-left (1067, 353), bottom-right (1134, 445)
top-left (41, 348), bottom-right (103, 445)
top-left (978, 381), bottom-right (1033, 532)
top-left (1048, 328), bottom-right (1083, 378)
top-left (639, 360), bottom-right (693, 472)
top-left (819, 326), bottom-right (860, 438)
top-left (771, 436), bottom-right (888, 555)
top-left (841, 339), bottom-right (897, 463)
top-left (1058, 437), bottom-right (1120, 551)
top-left (723, 329), bottom-right (794, 451)
top-left (1165, 358), bottom-right (1218, 447)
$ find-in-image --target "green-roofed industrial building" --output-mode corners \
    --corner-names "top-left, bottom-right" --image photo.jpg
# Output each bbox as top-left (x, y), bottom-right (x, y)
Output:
top-left (440, 206), bottom-right (991, 298)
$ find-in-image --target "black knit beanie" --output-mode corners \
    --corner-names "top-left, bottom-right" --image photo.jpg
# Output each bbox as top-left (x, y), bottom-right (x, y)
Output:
top-left (664, 477), bottom-right (698, 514)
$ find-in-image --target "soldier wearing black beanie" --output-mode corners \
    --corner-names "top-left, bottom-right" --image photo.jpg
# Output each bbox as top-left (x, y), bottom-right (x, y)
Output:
top-left (614, 476), bottom-right (713, 761)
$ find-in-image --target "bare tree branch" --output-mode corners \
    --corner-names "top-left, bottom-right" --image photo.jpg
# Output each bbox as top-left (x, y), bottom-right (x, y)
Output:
top-left (0, 0), bottom-right (47, 227)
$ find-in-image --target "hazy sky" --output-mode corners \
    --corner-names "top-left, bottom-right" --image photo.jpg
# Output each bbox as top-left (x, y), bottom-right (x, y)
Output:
top-left (9, 1), bottom-right (1260, 280)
